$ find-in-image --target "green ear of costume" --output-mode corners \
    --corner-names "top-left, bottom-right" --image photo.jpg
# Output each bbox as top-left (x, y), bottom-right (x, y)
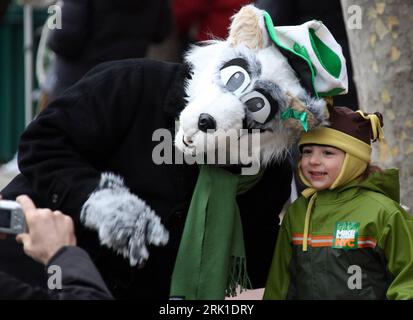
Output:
top-left (264, 12), bottom-right (318, 98)
top-left (263, 10), bottom-right (348, 98)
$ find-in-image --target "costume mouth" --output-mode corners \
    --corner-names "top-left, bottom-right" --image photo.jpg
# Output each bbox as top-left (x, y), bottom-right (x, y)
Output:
top-left (182, 137), bottom-right (191, 147)
top-left (181, 136), bottom-right (197, 156)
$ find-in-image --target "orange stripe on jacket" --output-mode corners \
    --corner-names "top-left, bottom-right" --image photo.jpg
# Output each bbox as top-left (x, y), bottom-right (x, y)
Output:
top-left (292, 234), bottom-right (377, 248)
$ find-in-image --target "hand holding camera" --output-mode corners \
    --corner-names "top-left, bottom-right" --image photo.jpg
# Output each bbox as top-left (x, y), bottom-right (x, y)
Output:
top-left (0, 194), bottom-right (77, 265)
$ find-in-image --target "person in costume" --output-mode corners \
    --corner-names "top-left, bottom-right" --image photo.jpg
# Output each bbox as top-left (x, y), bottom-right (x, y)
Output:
top-left (264, 106), bottom-right (413, 299)
top-left (1, 5), bottom-right (349, 299)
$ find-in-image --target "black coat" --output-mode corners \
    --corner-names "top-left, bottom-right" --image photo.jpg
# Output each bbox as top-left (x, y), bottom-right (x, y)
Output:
top-left (47, 0), bottom-right (171, 99)
top-left (2, 59), bottom-right (292, 299)
top-left (0, 247), bottom-right (113, 300)
top-left (0, 0), bottom-right (11, 21)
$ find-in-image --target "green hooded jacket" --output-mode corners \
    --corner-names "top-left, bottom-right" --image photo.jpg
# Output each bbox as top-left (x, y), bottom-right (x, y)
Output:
top-left (264, 169), bottom-right (413, 300)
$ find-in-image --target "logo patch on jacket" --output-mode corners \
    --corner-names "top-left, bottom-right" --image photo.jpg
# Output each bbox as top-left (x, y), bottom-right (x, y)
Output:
top-left (333, 222), bottom-right (360, 249)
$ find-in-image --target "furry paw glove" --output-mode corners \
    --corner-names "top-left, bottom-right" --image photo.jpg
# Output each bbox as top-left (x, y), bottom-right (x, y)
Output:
top-left (81, 173), bottom-right (169, 266)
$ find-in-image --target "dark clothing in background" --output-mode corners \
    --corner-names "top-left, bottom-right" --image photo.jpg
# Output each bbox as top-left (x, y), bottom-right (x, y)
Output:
top-left (173, 0), bottom-right (251, 41)
top-left (47, 0), bottom-right (171, 100)
top-left (0, 0), bottom-right (11, 21)
top-left (172, 0), bottom-right (251, 60)
top-left (0, 246), bottom-right (113, 299)
top-left (2, 59), bottom-right (292, 299)
top-left (0, 236), bottom-right (46, 289)
top-left (255, 0), bottom-right (358, 108)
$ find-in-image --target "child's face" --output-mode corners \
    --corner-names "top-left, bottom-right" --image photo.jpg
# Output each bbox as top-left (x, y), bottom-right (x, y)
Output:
top-left (300, 145), bottom-right (345, 190)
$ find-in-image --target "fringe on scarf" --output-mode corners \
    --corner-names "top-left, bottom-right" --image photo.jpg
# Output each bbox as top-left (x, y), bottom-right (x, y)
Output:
top-left (225, 256), bottom-right (252, 297)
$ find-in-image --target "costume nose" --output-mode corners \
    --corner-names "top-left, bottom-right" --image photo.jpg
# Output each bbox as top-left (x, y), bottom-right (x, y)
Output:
top-left (198, 113), bottom-right (216, 132)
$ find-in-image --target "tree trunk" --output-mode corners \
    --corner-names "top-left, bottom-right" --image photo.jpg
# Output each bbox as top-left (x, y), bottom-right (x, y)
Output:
top-left (341, 0), bottom-right (413, 211)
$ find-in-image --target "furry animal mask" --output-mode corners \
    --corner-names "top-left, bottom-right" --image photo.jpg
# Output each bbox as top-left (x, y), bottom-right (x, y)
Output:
top-left (175, 5), bottom-right (347, 169)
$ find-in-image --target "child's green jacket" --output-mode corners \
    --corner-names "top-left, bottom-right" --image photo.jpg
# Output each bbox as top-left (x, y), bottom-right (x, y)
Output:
top-left (264, 169), bottom-right (413, 300)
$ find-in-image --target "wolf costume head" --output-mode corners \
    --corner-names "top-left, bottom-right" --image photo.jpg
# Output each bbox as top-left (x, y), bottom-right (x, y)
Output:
top-left (175, 5), bottom-right (348, 168)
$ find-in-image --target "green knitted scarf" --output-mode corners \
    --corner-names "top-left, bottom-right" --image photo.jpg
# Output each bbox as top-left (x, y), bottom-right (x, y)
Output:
top-left (170, 164), bottom-right (263, 299)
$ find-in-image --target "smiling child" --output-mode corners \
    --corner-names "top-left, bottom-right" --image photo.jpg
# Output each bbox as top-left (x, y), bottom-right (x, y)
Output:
top-left (264, 106), bottom-right (413, 300)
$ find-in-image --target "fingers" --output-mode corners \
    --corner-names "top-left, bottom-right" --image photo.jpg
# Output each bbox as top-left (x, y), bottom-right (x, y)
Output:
top-left (16, 232), bottom-right (44, 264)
top-left (15, 196), bottom-right (35, 249)
top-left (63, 215), bottom-right (77, 246)
top-left (16, 195), bottom-right (37, 225)
top-left (16, 233), bottom-right (30, 244)
top-left (16, 233), bottom-right (32, 257)
top-left (16, 194), bottom-right (62, 224)
top-left (16, 195), bottom-right (37, 213)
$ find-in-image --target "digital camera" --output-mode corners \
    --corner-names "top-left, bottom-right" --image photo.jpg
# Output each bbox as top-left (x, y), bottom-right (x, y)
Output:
top-left (0, 200), bottom-right (26, 235)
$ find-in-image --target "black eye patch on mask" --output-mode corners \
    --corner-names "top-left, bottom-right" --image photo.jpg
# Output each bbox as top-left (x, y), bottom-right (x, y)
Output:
top-left (241, 89), bottom-right (279, 124)
top-left (220, 59), bottom-right (278, 126)
top-left (219, 58), bottom-right (251, 96)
